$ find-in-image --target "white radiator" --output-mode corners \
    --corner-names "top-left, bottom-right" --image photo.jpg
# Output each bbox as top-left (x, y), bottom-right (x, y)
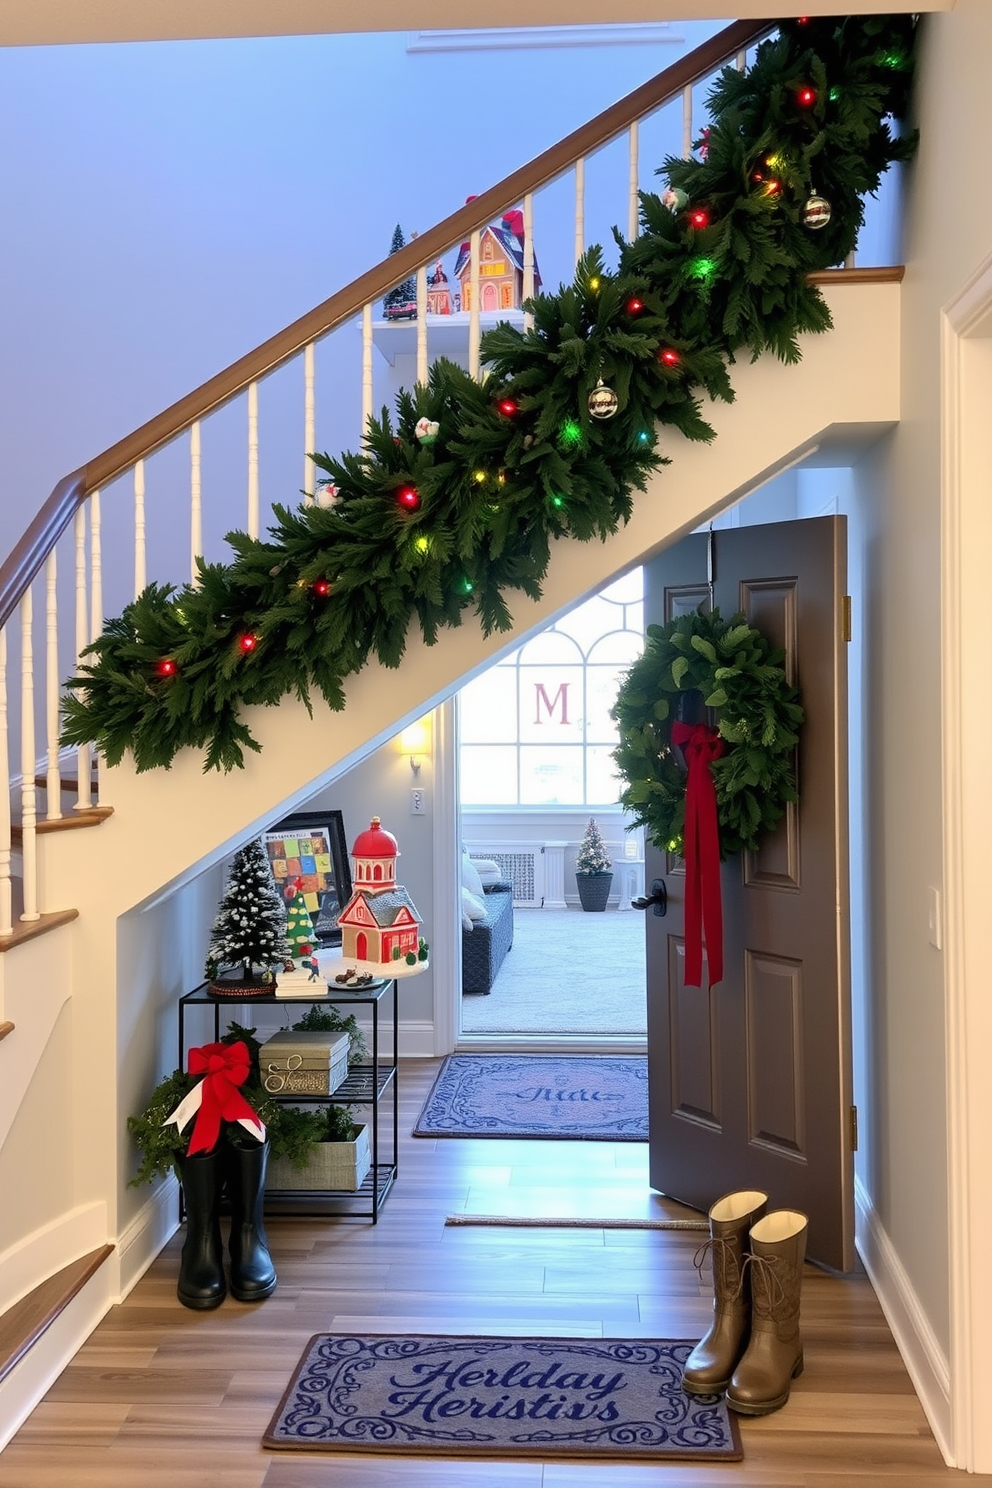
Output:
top-left (468, 845), bottom-right (542, 906)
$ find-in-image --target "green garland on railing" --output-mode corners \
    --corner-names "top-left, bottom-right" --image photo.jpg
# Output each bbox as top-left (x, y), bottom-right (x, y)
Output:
top-left (61, 15), bottom-right (917, 773)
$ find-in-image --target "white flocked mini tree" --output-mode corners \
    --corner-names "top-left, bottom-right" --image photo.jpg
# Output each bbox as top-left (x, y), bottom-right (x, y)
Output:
top-left (576, 817), bottom-right (612, 876)
top-left (205, 838), bottom-right (291, 984)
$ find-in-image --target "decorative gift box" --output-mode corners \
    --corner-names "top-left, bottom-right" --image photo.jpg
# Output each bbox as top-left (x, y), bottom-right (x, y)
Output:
top-left (260, 1029), bottom-right (349, 1095)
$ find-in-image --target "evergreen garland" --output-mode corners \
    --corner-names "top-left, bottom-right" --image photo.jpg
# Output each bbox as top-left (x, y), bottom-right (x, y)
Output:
top-left (61, 16), bottom-right (917, 774)
top-left (610, 609), bottom-right (804, 858)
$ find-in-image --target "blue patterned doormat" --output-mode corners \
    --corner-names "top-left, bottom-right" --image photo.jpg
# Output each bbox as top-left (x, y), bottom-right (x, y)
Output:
top-left (413, 1054), bottom-right (648, 1140)
top-left (263, 1334), bottom-right (742, 1463)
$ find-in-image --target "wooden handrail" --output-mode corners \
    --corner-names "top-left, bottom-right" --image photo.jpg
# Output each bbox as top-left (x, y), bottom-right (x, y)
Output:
top-left (0, 470), bottom-right (86, 632)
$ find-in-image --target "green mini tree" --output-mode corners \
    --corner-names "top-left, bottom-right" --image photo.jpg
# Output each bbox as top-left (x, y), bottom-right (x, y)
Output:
top-left (284, 883), bottom-right (315, 962)
top-left (576, 817), bottom-right (612, 876)
top-left (382, 223), bottom-right (417, 316)
top-left (205, 839), bottom-right (290, 984)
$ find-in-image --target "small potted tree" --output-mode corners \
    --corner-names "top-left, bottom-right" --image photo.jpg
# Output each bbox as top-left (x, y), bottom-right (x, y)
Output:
top-left (205, 838), bottom-right (291, 997)
top-left (575, 817), bottom-right (613, 911)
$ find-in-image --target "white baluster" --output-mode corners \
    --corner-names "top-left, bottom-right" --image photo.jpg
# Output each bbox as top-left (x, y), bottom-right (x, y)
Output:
top-left (89, 490), bottom-right (103, 808)
top-left (133, 459), bottom-right (146, 599)
top-left (736, 48), bottom-right (746, 70)
top-left (469, 229), bottom-right (481, 381)
top-left (523, 193), bottom-right (535, 335)
top-left (303, 343), bottom-right (316, 501)
top-left (190, 421), bottom-right (202, 582)
top-left (845, 250), bottom-right (856, 270)
top-left (628, 121), bottom-right (640, 242)
top-left (247, 381), bottom-right (259, 539)
top-left (574, 157), bottom-right (585, 268)
top-left (362, 303), bottom-right (373, 444)
top-left (73, 507), bottom-right (92, 811)
top-left (416, 264), bottom-right (428, 388)
top-left (20, 589), bottom-right (38, 921)
top-left (0, 629), bottom-right (10, 936)
top-left (682, 83), bottom-right (693, 157)
top-left (44, 550), bottom-right (61, 821)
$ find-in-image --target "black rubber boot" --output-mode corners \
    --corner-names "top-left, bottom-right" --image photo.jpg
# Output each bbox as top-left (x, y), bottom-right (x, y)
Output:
top-left (176, 1149), bottom-right (226, 1310)
top-left (226, 1138), bottom-right (277, 1302)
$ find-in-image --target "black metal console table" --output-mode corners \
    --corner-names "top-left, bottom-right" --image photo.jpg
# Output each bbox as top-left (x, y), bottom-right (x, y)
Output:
top-left (177, 977), bottom-right (399, 1221)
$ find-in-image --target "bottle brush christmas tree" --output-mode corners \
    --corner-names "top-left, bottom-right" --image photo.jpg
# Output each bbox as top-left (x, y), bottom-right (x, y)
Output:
top-left (205, 838), bottom-right (291, 994)
top-left (382, 223), bottom-right (417, 318)
top-left (576, 817), bottom-right (612, 875)
top-left (284, 881), bottom-right (315, 963)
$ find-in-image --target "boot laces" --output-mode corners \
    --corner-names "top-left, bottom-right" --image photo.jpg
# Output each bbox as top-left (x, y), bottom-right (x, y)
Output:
top-left (742, 1251), bottom-right (801, 1322)
top-left (693, 1235), bottom-right (745, 1299)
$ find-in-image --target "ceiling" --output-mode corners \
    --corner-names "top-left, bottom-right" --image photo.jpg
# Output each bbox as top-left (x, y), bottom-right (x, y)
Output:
top-left (0, 0), bottom-right (952, 49)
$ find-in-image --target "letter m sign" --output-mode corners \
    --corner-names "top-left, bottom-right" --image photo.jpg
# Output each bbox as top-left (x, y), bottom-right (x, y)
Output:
top-left (534, 682), bottom-right (570, 725)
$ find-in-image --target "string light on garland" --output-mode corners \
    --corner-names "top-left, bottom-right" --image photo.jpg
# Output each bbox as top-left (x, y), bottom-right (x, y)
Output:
top-left (589, 277), bottom-right (601, 291)
top-left (763, 178), bottom-right (782, 198)
top-left (560, 418), bottom-right (583, 449)
top-left (626, 297), bottom-right (644, 314)
top-left (659, 348), bottom-right (681, 367)
top-left (802, 194), bottom-right (833, 230)
top-left (690, 256), bottom-right (717, 283)
top-left (472, 470), bottom-right (487, 484)
top-left (415, 535), bottom-right (430, 554)
top-left (460, 578), bottom-right (474, 594)
top-left (550, 495), bottom-right (565, 509)
top-left (312, 580), bottom-right (331, 596)
top-left (497, 397), bottom-right (518, 417)
top-left (688, 208), bottom-right (710, 229)
top-left (156, 658), bottom-right (178, 677)
top-left (797, 85), bottom-right (817, 106)
top-left (397, 485), bottom-right (421, 511)
top-left (588, 380), bottom-right (619, 420)
top-left (637, 431), bottom-right (651, 444)
top-left (829, 86), bottom-right (841, 101)
top-left (238, 633), bottom-right (258, 654)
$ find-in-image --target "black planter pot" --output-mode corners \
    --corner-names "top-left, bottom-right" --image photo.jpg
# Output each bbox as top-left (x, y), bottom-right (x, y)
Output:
top-left (576, 872), bottom-right (613, 912)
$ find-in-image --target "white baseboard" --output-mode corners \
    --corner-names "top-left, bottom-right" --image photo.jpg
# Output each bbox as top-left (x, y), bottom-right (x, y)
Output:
top-left (854, 1176), bottom-right (953, 1463)
top-left (0, 1254), bottom-right (115, 1452)
top-left (0, 1201), bottom-right (107, 1315)
top-left (115, 1173), bottom-right (180, 1300)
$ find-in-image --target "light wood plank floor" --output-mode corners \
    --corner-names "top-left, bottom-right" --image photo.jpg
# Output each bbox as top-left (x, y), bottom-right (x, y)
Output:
top-left (0, 1058), bottom-right (983, 1486)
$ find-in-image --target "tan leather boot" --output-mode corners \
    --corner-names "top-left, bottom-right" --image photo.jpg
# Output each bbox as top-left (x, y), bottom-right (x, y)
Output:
top-left (681, 1189), bottom-right (768, 1396)
top-left (726, 1208), bottom-right (808, 1415)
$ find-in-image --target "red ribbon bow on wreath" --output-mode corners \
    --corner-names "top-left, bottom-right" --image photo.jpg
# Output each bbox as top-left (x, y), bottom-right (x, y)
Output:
top-left (180, 1041), bottom-right (264, 1155)
top-left (672, 722), bottom-right (726, 989)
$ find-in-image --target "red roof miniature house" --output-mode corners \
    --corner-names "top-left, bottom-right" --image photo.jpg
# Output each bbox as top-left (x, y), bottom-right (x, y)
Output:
top-left (336, 817), bottom-right (424, 973)
top-left (453, 209), bottom-right (542, 314)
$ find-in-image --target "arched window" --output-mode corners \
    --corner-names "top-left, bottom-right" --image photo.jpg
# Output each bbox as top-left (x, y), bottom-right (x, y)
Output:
top-left (459, 569), bottom-right (644, 806)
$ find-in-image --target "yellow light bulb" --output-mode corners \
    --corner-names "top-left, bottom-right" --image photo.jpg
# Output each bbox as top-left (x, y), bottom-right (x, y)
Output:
top-left (473, 470), bottom-right (487, 484)
top-left (589, 277), bottom-right (601, 291)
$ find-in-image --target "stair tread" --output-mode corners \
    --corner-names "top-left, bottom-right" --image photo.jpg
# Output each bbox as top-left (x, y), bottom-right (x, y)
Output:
top-left (10, 807), bottom-right (113, 846)
top-left (0, 908), bottom-right (79, 951)
top-left (0, 1245), bottom-right (114, 1387)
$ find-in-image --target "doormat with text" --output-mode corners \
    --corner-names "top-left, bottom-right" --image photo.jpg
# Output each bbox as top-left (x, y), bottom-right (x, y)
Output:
top-left (263, 1333), bottom-right (741, 1463)
top-left (413, 1054), bottom-right (648, 1140)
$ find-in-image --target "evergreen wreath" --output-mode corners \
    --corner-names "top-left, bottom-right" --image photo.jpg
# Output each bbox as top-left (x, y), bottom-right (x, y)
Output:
top-left (610, 610), bottom-right (803, 858)
top-left (60, 15), bottom-right (917, 774)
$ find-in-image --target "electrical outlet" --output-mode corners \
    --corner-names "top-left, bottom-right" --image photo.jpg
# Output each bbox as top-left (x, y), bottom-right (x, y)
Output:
top-left (410, 788), bottom-right (427, 815)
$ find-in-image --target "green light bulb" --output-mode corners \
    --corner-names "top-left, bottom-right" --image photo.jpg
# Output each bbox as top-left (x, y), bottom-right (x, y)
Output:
top-left (560, 419), bottom-right (582, 449)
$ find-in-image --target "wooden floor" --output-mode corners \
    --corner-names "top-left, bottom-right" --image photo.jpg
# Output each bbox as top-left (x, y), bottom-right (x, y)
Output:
top-left (0, 1058), bottom-right (981, 1486)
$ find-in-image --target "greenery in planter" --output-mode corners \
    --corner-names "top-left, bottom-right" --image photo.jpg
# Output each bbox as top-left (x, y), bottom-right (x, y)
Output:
top-left (291, 1002), bottom-right (368, 1067)
top-left (127, 1021), bottom-right (332, 1185)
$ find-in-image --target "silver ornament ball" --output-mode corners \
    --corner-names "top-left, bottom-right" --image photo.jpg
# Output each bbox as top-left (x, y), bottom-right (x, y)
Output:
top-left (802, 194), bottom-right (832, 230)
top-left (588, 381), bottom-right (619, 420)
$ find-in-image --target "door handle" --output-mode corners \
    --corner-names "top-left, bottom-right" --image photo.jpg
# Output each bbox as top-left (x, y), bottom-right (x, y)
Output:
top-left (632, 879), bottom-right (668, 917)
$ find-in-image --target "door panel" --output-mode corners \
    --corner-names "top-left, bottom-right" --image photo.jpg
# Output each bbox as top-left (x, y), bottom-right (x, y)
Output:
top-left (645, 516), bottom-right (853, 1270)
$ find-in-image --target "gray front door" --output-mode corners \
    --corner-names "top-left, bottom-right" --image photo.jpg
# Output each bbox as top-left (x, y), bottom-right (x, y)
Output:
top-left (644, 516), bottom-right (853, 1270)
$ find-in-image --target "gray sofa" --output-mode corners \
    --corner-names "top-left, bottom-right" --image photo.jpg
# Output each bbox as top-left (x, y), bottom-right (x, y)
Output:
top-left (462, 881), bottom-right (514, 995)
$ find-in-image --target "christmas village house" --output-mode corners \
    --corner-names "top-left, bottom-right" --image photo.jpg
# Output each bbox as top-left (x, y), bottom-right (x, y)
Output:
top-left (453, 210), bottom-right (541, 313)
top-left (336, 817), bottom-right (422, 966)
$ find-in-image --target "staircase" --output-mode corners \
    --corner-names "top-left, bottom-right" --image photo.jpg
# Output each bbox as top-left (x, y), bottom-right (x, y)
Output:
top-left (0, 18), bottom-right (903, 1450)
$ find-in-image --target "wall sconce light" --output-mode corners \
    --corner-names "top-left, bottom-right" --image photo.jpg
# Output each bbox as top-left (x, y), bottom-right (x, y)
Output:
top-left (400, 717), bottom-right (432, 775)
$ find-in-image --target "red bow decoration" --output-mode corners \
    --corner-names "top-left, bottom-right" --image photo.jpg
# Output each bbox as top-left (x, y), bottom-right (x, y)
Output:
top-left (672, 722), bottom-right (726, 989)
top-left (185, 1041), bottom-right (263, 1155)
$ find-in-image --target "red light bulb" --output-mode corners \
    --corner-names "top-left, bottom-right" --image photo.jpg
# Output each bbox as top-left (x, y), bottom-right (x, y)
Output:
top-left (688, 208), bottom-right (710, 229)
top-left (313, 579), bottom-right (331, 596)
top-left (660, 348), bottom-right (681, 367)
top-left (798, 86), bottom-right (816, 107)
top-left (497, 398), bottom-right (518, 417)
top-left (626, 297), bottom-right (644, 314)
top-left (239, 633), bottom-right (258, 653)
top-left (156, 658), bottom-right (177, 677)
top-left (397, 485), bottom-right (420, 511)
top-left (765, 179), bottom-right (782, 197)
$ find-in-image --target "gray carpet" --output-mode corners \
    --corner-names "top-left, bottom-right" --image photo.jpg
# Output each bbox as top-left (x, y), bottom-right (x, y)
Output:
top-left (462, 907), bottom-right (647, 1036)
